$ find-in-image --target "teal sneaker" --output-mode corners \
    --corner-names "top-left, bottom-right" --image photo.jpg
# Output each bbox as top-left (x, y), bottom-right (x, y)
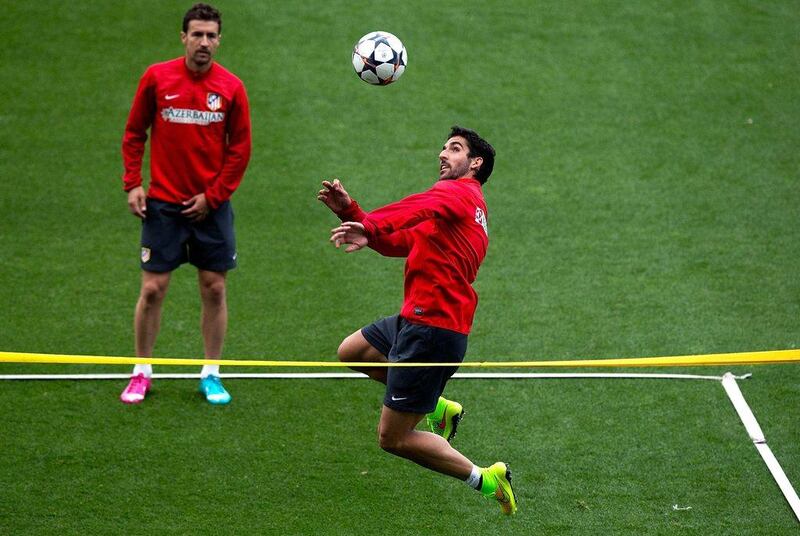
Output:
top-left (199, 375), bottom-right (231, 405)
top-left (426, 396), bottom-right (464, 442)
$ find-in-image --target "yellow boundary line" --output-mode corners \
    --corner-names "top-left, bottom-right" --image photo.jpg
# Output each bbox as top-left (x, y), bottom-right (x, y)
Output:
top-left (1, 349), bottom-right (799, 368)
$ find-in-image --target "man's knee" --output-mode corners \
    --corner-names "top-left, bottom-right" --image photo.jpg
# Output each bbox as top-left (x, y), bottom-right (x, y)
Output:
top-left (337, 332), bottom-right (363, 362)
top-left (377, 410), bottom-right (419, 455)
top-left (140, 276), bottom-right (169, 305)
top-left (200, 276), bottom-right (226, 304)
top-left (337, 340), bottom-right (353, 362)
top-left (378, 427), bottom-right (406, 454)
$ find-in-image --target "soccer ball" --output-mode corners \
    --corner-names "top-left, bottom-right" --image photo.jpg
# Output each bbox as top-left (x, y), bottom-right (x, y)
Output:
top-left (352, 31), bottom-right (407, 85)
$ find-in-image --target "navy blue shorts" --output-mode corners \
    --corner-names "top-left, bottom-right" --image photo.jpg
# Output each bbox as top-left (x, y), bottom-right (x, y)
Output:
top-left (140, 198), bottom-right (237, 273)
top-left (361, 315), bottom-right (468, 414)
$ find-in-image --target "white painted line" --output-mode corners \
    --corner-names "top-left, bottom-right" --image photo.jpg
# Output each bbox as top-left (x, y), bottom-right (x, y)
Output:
top-left (453, 372), bottom-right (733, 381)
top-left (722, 373), bottom-right (766, 442)
top-left (722, 373), bottom-right (800, 522)
top-left (754, 444), bottom-right (800, 523)
top-left (0, 372), bottom-right (736, 381)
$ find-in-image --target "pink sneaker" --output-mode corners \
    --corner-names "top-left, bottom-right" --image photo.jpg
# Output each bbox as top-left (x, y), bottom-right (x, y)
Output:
top-left (120, 373), bottom-right (151, 404)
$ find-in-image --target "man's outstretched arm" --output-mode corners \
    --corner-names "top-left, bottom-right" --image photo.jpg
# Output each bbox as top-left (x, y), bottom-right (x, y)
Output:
top-left (319, 179), bottom-right (411, 257)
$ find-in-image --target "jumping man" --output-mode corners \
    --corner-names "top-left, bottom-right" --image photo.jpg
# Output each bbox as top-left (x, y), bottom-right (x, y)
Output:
top-left (318, 126), bottom-right (517, 514)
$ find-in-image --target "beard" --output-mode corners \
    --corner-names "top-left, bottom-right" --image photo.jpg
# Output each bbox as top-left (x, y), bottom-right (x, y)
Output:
top-left (193, 50), bottom-right (211, 64)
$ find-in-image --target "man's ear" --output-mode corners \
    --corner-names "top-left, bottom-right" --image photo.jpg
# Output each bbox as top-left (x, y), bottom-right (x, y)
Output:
top-left (469, 156), bottom-right (483, 172)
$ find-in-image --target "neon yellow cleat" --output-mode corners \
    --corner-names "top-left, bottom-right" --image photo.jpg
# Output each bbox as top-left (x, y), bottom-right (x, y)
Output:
top-left (480, 462), bottom-right (518, 515)
top-left (426, 396), bottom-right (464, 442)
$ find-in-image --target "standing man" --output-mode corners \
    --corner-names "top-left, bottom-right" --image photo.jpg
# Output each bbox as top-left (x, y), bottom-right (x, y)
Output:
top-left (120, 3), bottom-right (251, 405)
top-left (318, 126), bottom-right (517, 514)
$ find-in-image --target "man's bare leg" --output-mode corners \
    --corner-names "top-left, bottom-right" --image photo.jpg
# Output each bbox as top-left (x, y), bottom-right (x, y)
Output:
top-left (337, 329), bottom-right (388, 383)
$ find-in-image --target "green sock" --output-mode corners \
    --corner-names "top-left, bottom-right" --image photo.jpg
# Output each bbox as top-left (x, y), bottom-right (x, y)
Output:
top-left (479, 467), bottom-right (498, 496)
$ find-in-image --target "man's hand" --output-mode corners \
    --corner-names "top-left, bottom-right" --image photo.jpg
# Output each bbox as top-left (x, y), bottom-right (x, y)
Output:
top-left (127, 186), bottom-right (147, 219)
top-left (330, 221), bottom-right (368, 253)
top-left (318, 179), bottom-right (352, 213)
top-left (181, 193), bottom-right (209, 222)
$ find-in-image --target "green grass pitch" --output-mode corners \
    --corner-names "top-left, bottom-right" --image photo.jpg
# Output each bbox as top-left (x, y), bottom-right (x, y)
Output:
top-left (1, 1), bottom-right (798, 533)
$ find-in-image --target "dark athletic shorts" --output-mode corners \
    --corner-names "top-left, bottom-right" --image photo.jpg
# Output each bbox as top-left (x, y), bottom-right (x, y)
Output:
top-left (140, 198), bottom-right (237, 273)
top-left (361, 315), bottom-right (468, 414)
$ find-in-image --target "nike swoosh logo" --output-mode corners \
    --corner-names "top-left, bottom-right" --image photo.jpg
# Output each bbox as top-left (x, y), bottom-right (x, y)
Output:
top-left (391, 395), bottom-right (407, 401)
top-left (496, 489), bottom-right (510, 503)
top-left (165, 94), bottom-right (180, 100)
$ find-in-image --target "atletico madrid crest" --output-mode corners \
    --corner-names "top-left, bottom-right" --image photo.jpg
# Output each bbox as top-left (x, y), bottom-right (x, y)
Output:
top-left (207, 93), bottom-right (221, 111)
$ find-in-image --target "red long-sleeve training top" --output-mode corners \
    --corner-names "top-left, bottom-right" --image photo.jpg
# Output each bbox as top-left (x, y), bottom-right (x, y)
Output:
top-left (337, 178), bottom-right (489, 335)
top-left (121, 57), bottom-right (251, 209)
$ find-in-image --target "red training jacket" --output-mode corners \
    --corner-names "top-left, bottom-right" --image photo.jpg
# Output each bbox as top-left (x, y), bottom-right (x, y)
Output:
top-left (121, 57), bottom-right (251, 209)
top-left (337, 178), bottom-right (489, 335)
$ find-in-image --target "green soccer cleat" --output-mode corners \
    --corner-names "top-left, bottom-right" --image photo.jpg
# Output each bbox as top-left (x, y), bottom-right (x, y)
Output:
top-left (426, 396), bottom-right (464, 442)
top-left (480, 462), bottom-right (518, 515)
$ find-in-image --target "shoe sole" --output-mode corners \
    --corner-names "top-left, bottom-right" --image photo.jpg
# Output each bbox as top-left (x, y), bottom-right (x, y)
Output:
top-left (199, 377), bottom-right (231, 405)
top-left (446, 409), bottom-right (465, 442)
top-left (200, 389), bottom-right (232, 404)
top-left (120, 385), bottom-right (149, 405)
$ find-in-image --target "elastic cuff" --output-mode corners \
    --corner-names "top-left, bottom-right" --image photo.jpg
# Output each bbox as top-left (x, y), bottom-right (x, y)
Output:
top-left (336, 199), bottom-right (361, 220)
top-left (362, 219), bottom-right (378, 241)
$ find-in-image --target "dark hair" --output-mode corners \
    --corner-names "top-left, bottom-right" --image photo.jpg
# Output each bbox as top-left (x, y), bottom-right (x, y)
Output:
top-left (183, 3), bottom-right (222, 33)
top-left (448, 125), bottom-right (495, 184)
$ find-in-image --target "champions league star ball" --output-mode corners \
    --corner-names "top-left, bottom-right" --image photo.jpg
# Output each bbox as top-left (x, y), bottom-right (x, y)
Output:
top-left (352, 31), bottom-right (407, 85)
